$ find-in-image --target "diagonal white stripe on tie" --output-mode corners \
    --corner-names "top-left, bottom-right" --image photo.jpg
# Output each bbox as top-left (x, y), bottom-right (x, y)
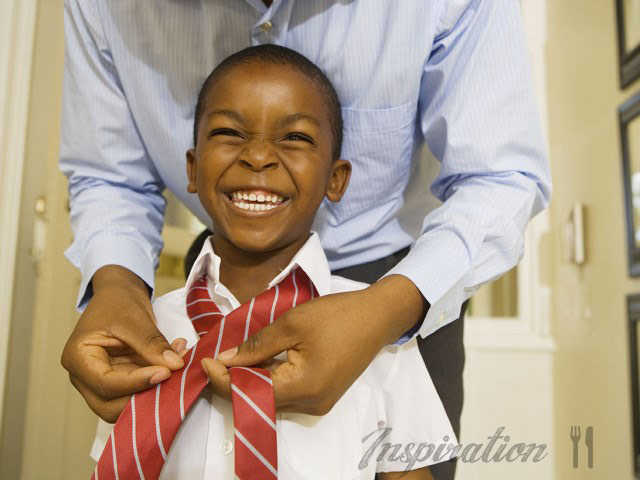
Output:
top-left (111, 429), bottom-right (119, 480)
top-left (235, 429), bottom-right (278, 476)
top-left (186, 298), bottom-right (215, 307)
top-left (231, 383), bottom-right (276, 430)
top-left (269, 285), bottom-right (279, 324)
top-left (131, 394), bottom-right (145, 479)
top-left (187, 286), bottom-right (210, 294)
top-left (235, 366), bottom-right (273, 385)
top-left (180, 343), bottom-right (198, 420)
top-left (154, 383), bottom-right (167, 460)
top-left (291, 269), bottom-right (299, 308)
top-left (243, 297), bottom-right (255, 341)
top-left (214, 316), bottom-right (226, 359)
top-left (190, 311), bottom-right (224, 321)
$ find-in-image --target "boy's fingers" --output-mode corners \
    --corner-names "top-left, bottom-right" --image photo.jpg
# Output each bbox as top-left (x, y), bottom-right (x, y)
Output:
top-left (202, 358), bottom-right (231, 401)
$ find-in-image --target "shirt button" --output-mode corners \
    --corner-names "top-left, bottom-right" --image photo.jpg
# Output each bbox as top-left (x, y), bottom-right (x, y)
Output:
top-left (437, 313), bottom-right (446, 324)
top-left (260, 20), bottom-right (273, 32)
top-left (219, 440), bottom-right (233, 455)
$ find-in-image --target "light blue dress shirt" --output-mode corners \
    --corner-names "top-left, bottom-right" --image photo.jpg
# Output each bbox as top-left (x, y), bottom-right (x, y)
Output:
top-left (60, 0), bottom-right (551, 341)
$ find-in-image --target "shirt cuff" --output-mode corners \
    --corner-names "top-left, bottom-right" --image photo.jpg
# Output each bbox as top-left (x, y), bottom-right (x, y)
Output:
top-left (65, 235), bottom-right (157, 311)
top-left (384, 228), bottom-right (473, 343)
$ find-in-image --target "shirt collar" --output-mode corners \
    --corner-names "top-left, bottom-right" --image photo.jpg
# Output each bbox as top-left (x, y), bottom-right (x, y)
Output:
top-left (184, 232), bottom-right (332, 297)
top-left (243, 0), bottom-right (283, 15)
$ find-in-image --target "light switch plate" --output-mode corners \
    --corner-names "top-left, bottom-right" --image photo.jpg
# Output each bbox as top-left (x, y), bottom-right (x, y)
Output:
top-left (563, 203), bottom-right (585, 264)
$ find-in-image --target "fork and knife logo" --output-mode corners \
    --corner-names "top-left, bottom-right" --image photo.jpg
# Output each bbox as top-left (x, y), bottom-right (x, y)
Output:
top-left (570, 425), bottom-right (594, 468)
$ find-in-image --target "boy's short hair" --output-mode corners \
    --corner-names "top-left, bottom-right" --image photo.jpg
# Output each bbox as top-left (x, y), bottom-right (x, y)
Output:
top-left (193, 44), bottom-right (343, 160)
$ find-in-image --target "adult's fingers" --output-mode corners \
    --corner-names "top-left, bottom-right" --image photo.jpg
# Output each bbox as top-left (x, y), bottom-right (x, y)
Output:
top-left (108, 337), bottom-right (188, 366)
top-left (171, 337), bottom-right (188, 356)
top-left (69, 374), bottom-right (131, 424)
top-left (201, 358), bottom-right (231, 401)
top-left (111, 320), bottom-right (184, 370)
top-left (204, 354), bottom-right (312, 412)
top-left (217, 321), bottom-right (295, 367)
top-left (71, 340), bottom-right (172, 399)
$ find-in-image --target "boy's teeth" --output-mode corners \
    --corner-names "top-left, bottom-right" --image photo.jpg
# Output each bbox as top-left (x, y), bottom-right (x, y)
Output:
top-left (229, 190), bottom-right (285, 204)
top-left (232, 201), bottom-right (277, 211)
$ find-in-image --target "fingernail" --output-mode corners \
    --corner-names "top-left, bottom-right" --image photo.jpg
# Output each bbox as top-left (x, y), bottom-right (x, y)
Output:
top-left (218, 347), bottom-right (237, 361)
top-left (149, 369), bottom-right (170, 385)
top-left (172, 339), bottom-right (186, 352)
top-left (163, 349), bottom-right (183, 366)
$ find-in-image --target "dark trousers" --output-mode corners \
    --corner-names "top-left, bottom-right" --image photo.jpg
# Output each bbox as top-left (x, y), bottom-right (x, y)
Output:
top-left (185, 233), bottom-right (465, 480)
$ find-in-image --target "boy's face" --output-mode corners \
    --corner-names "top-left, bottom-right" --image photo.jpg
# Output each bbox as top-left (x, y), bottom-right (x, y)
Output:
top-left (186, 62), bottom-right (350, 255)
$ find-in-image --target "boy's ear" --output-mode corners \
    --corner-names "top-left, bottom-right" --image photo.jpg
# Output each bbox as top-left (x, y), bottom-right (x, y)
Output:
top-left (186, 148), bottom-right (198, 193)
top-left (325, 159), bottom-right (351, 202)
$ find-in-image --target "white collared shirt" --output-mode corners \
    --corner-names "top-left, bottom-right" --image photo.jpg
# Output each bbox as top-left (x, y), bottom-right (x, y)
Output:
top-left (91, 233), bottom-right (457, 478)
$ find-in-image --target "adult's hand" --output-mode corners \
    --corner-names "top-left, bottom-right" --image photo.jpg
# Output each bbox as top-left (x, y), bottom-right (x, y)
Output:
top-left (61, 265), bottom-right (186, 423)
top-left (202, 274), bottom-right (428, 415)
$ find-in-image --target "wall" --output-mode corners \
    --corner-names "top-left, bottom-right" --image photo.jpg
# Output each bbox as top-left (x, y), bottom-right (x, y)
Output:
top-left (547, 1), bottom-right (639, 478)
top-left (0, 1), bottom-right (99, 478)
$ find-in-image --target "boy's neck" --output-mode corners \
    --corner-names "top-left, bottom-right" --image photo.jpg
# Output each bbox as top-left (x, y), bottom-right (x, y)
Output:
top-left (211, 233), bottom-right (310, 305)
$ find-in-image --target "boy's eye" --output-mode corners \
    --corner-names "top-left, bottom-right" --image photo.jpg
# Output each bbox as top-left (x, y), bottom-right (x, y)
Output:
top-left (208, 128), bottom-right (244, 139)
top-left (283, 132), bottom-right (314, 144)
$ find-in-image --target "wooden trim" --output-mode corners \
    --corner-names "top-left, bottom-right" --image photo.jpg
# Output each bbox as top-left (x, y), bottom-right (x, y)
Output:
top-left (628, 294), bottom-right (640, 479)
top-left (616, 0), bottom-right (640, 88)
top-left (619, 91), bottom-right (640, 277)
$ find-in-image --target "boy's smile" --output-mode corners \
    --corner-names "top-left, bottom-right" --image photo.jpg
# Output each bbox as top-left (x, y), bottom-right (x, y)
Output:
top-left (186, 62), bottom-right (350, 257)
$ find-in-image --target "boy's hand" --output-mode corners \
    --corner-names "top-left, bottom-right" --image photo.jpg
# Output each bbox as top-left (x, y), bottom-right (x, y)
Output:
top-left (61, 265), bottom-right (185, 423)
top-left (203, 274), bottom-right (427, 415)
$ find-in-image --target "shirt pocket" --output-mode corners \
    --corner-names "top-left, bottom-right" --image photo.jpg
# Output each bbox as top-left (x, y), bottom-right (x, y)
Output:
top-left (327, 103), bottom-right (418, 222)
top-left (278, 381), bottom-right (378, 479)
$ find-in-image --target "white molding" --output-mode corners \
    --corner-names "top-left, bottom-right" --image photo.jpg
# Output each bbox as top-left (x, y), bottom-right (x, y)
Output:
top-left (0, 0), bottom-right (38, 433)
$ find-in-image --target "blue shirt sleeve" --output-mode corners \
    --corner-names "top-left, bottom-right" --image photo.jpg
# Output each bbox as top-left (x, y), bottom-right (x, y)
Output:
top-left (387, 0), bottom-right (552, 343)
top-left (60, 0), bottom-right (166, 310)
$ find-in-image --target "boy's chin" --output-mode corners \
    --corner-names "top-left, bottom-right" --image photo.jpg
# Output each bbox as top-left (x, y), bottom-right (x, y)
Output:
top-left (225, 230), bottom-right (294, 254)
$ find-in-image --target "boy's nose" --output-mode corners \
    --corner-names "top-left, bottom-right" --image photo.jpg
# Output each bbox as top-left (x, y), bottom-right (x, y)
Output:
top-left (238, 138), bottom-right (278, 171)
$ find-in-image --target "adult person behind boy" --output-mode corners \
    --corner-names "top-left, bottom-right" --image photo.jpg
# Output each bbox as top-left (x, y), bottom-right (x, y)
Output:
top-left (91, 44), bottom-right (456, 479)
top-left (60, 2), bottom-right (551, 478)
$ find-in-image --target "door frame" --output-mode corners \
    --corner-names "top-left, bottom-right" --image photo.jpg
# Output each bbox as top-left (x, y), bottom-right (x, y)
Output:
top-left (0, 0), bottom-right (38, 435)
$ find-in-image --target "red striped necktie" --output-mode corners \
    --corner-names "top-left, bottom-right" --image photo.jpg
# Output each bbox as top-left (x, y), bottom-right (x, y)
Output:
top-left (92, 267), bottom-right (317, 480)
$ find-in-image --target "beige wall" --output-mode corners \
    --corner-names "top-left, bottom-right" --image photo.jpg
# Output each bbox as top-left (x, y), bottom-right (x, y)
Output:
top-left (0, 1), bottom-right (98, 478)
top-left (547, 1), bottom-right (639, 478)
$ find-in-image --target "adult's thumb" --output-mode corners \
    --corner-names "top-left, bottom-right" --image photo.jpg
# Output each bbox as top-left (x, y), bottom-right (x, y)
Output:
top-left (217, 323), bottom-right (292, 367)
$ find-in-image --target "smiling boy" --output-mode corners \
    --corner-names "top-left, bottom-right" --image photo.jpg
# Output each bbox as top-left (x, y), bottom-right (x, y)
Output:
top-left (90, 45), bottom-right (456, 479)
